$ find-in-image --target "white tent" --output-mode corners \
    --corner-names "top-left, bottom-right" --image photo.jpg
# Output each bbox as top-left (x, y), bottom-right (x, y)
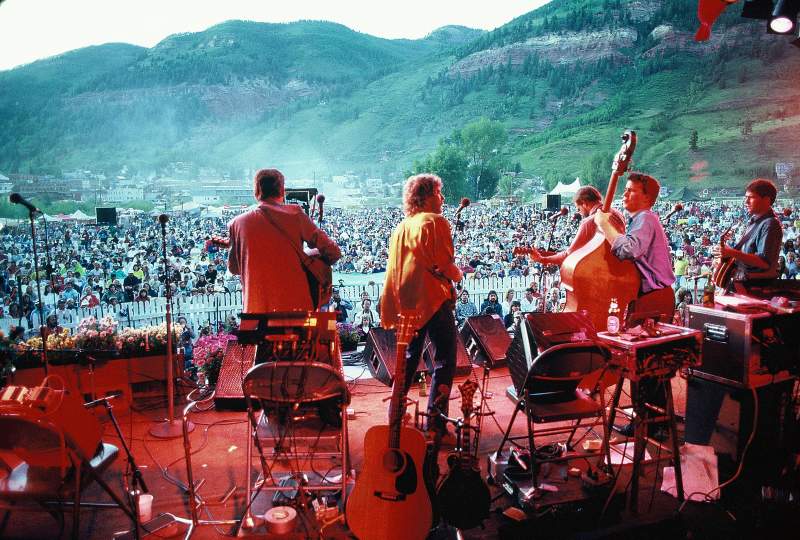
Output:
top-left (70, 210), bottom-right (93, 221)
top-left (549, 178), bottom-right (582, 197)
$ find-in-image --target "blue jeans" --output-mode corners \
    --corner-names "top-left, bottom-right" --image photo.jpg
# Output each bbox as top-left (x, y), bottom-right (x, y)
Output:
top-left (398, 302), bottom-right (457, 432)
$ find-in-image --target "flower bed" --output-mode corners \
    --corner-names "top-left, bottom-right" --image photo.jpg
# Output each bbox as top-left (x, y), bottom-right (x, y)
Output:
top-left (193, 333), bottom-right (236, 386)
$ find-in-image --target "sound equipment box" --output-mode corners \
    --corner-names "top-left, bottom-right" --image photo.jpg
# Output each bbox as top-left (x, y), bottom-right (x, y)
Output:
top-left (363, 328), bottom-right (471, 387)
top-left (546, 194), bottom-right (561, 212)
top-left (459, 315), bottom-right (511, 367)
top-left (688, 304), bottom-right (800, 387)
top-left (95, 207), bottom-right (117, 226)
top-left (213, 341), bottom-right (257, 410)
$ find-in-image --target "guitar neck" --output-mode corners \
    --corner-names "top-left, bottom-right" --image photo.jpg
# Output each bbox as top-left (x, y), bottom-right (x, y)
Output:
top-left (388, 343), bottom-right (409, 450)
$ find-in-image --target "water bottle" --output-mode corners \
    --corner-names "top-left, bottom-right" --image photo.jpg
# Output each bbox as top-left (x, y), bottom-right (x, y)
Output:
top-left (607, 297), bottom-right (620, 335)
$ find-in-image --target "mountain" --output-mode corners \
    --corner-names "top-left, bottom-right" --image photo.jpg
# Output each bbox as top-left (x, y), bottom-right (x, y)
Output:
top-left (1, 1), bottom-right (798, 192)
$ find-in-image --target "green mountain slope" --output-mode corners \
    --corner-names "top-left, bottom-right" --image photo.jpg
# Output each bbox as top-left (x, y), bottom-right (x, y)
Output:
top-left (0, 1), bottom-right (798, 191)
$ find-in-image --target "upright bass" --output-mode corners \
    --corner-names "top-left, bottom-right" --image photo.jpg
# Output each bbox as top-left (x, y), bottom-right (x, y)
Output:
top-left (559, 131), bottom-right (641, 331)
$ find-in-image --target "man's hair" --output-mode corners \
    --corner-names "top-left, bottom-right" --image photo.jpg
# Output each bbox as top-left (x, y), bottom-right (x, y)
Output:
top-left (745, 178), bottom-right (777, 205)
top-left (254, 169), bottom-right (285, 201)
top-left (627, 172), bottom-right (661, 205)
top-left (403, 173), bottom-right (442, 216)
top-left (573, 186), bottom-right (602, 205)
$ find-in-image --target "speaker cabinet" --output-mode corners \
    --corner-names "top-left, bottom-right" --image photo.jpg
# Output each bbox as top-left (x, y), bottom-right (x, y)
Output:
top-left (459, 315), bottom-right (511, 367)
top-left (546, 194), bottom-right (561, 212)
top-left (363, 328), bottom-right (425, 387)
top-left (95, 207), bottom-right (117, 226)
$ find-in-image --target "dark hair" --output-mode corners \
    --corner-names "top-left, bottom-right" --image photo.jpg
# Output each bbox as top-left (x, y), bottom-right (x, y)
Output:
top-left (573, 186), bottom-right (602, 205)
top-left (254, 169), bottom-right (285, 201)
top-left (745, 178), bottom-right (777, 205)
top-left (627, 172), bottom-right (661, 204)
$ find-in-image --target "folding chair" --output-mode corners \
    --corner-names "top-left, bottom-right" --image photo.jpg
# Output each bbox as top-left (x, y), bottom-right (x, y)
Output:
top-left (0, 413), bottom-right (134, 538)
top-left (496, 341), bottom-right (613, 490)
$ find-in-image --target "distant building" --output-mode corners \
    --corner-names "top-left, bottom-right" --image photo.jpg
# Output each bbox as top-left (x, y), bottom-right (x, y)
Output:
top-left (104, 186), bottom-right (145, 203)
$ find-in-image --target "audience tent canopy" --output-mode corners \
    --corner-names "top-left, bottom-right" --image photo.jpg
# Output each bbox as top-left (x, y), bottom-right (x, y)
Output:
top-left (666, 186), bottom-right (704, 202)
top-left (549, 178), bottom-right (582, 197)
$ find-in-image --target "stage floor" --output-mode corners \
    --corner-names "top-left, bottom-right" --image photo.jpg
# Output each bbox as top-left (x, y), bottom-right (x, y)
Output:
top-left (1, 360), bottom-right (793, 539)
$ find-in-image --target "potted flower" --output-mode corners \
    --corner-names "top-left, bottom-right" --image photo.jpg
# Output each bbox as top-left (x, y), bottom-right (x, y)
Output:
top-left (193, 332), bottom-right (236, 387)
top-left (75, 315), bottom-right (118, 357)
top-left (337, 322), bottom-right (360, 352)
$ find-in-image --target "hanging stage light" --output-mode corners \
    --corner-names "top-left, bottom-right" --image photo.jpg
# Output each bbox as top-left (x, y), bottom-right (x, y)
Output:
top-left (768, 0), bottom-right (800, 33)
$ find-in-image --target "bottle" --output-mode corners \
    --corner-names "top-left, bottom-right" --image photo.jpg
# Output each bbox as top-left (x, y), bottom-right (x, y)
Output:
top-left (702, 280), bottom-right (715, 307)
top-left (607, 297), bottom-right (620, 335)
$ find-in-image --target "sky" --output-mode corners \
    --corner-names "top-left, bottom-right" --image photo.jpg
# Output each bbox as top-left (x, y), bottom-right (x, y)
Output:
top-left (0, 0), bottom-right (550, 71)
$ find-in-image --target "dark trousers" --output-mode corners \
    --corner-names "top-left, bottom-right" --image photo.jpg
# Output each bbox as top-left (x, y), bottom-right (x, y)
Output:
top-left (398, 301), bottom-right (457, 432)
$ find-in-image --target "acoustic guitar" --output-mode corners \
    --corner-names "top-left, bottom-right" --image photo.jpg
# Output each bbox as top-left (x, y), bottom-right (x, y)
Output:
top-left (346, 312), bottom-right (432, 540)
top-left (559, 131), bottom-right (641, 332)
top-left (436, 380), bottom-right (491, 530)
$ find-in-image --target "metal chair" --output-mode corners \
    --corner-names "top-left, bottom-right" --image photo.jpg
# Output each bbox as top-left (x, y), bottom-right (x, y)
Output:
top-left (0, 413), bottom-right (134, 538)
top-left (240, 357), bottom-right (352, 531)
top-left (495, 341), bottom-right (613, 491)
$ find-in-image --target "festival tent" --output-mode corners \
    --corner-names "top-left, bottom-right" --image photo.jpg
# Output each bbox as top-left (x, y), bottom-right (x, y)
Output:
top-left (666, 186), bottom-right (703, 202)
top-left (69, 210), bottom-right (93, 221)
top-left (41, 213), bottom-right (61, 222)
top-left (549, 178), bottom-right (582, 197)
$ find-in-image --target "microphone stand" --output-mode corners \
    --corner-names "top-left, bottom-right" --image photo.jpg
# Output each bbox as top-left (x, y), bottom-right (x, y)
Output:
top-left (25, 208), bottom-right (49, 375)
top-left (41, 214), bottom-right (56, 293)
top-left (150, 217), bottom-right (194, 439)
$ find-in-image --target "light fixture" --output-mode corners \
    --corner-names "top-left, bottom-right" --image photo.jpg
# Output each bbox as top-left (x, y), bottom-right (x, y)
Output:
top-left (768, 0), bottom-right (800, 33)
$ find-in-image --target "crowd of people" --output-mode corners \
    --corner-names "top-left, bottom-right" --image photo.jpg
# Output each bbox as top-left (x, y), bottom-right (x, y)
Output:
top-left (1, 189), bottom-right (799, 341)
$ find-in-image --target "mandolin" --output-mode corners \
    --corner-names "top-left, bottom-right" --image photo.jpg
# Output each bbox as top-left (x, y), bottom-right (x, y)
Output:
top-left (559, 131), bottom-right (641, 332)
top-left (346, 312), bottom-right (432, 540)
top-left (436, 380), bottom-right (491, 530)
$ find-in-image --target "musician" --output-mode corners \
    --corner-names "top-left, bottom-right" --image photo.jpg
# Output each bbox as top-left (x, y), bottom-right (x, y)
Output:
top-left (380, 174), bottom-right (462, 440)
top-left (594, 172), bottom-right (675, 319)
top-left (595, 172), bottom-right (675, 439)
top-left (227, 168), bottom-right (341, 312)
top-left (715, 178), bottom-right (782, 282)
top-left (527, 186), bottom-right (625, 267)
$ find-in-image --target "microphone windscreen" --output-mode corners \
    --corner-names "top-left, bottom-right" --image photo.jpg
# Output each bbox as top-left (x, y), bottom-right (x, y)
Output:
top-left (784, 208), bottom-right (792, 217)
top-left (158, 214), bottom-right (169, 224)
top-left (560, 206), bottom-right (568, 215)
top-left (9, 193), bottom-right (21, 204)
top-left (460, 197), bottom-right (471, 208)
top-left (674, 203), bottom-right (684, 211)
top-left (316, 193), bottom-right (326, 204)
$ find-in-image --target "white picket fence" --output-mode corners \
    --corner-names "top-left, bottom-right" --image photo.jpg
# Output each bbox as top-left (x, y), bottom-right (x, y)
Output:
top-left (64, 272), bottom-right (688, 330)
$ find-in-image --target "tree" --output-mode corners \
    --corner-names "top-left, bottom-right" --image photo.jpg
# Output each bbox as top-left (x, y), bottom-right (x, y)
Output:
top-left (460, 118), bottom-right (508, 199)
top-left (689, 130), bottom-right (698, 151)
top-left (407, 143), bottom-right (468, 203)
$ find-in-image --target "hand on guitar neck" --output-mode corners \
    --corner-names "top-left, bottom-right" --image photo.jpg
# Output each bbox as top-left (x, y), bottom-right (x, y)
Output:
top-left (512, 246), bottom-right (558, 265)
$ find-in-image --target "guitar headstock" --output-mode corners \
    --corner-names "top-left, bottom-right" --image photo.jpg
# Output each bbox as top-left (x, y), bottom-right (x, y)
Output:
top-left (458, 380), bottom-right (479, 417)
top-left (396, 311), bottom-right (421, 346)
top-left (611, 130), bottom-right (637, 176)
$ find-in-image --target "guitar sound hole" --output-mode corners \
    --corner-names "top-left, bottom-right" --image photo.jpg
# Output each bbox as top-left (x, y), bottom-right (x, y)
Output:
top-left (382, 449), bottom-right (405, 473)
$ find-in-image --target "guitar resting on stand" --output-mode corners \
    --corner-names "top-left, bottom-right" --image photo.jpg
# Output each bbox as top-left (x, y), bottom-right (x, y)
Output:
top-left (346, 312), bottom-right (433, 540)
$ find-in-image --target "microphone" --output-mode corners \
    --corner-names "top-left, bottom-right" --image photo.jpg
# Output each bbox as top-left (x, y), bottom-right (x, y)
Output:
top-left (573, 212), bottom-right (582, 222)
top-left (661, 203), bottom-right (684, 224)
top-left (455, 197), bottom-right (471, 218)
top-left (316, 193), bottom-right (325, 222)
top-left (84, 393), bottom-right (121, 409)
top-left (8, 193), bottom-right (40, 213)
top-left (158, 214), bottom-right (169, 225)
top-left (783, 208), bottom-right (792, 218)
top-left (548, 207), bottom-right (568, 221)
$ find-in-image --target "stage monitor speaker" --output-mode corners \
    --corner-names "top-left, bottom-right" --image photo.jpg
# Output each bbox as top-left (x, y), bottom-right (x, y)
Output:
top-left (95, 207), bottom-right (117, 226)
top-left (213, 341), bottom-right (257, 410)
top-left (284, 188), bottom-right (318, 216)
top-left (459, 315), bottom-right (511, 367)
top-left (546, 194), bottom-right (561, 212)
top-left (422, 332), bottom-right (473, 378)
top-left (363, 328), bottom-right (425, 387)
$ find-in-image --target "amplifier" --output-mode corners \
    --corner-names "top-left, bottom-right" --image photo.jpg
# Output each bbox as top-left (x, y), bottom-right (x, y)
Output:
top-left (688, 304), bottom-right (800, 387)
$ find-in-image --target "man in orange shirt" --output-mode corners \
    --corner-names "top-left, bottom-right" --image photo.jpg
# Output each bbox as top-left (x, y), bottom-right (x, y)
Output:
top-left (380, 174), bottom-right (463, 439)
